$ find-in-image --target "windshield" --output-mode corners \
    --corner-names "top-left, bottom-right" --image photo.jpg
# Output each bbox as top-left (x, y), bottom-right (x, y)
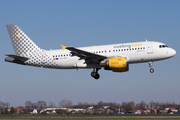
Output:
top-left (159, 45), bottom-right (168, 48)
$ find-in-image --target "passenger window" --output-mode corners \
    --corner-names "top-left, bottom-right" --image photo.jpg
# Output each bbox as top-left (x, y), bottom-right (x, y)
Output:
top-left (127, 49), bottom-right (128, 51)
top-left (124, 49), bottom-right (126, 51)
top-left (109, 50), bottom-right (111, 52)
top-left (135, 48), bottom-right (137, 50)
top-left (113, 50), bottom-right (115, 52)
top-left (121, 49), bottom-right (123, 51)
top-left (132, 48), bottom-right (134, 50)
top-left (143, 47), bottom-right (145, 49)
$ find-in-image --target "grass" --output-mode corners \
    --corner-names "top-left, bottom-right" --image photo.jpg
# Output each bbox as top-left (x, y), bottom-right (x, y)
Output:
top-left (0, 114), bottom-right (180, 120)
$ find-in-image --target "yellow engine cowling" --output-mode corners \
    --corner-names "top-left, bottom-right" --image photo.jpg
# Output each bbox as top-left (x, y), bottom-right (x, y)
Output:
top-left (100, 57), bottom-right (129, 72)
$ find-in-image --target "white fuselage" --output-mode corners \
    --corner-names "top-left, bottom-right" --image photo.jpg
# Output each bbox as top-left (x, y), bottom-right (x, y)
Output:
top-left (44, 41), bottom-right (176, 69)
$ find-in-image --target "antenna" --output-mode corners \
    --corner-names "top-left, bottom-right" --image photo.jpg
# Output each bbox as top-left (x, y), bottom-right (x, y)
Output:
top-left (145, 39), bottom-right (148, 42)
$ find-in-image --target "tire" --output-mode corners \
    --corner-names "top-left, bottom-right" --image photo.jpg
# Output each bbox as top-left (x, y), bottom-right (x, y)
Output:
top-left (94, 74), bottom-right (100, 79)
top-left (91, 71), bottom-right (97, 77)
top-left (150, 68), bottom-right (154, 73)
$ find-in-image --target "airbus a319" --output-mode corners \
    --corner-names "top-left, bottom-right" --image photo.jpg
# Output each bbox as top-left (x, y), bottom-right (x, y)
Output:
top-left (5, 24), bottom-right (176, 79)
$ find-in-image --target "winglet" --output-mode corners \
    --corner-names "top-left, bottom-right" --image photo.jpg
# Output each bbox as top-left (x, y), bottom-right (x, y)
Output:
top-left (61, 45), bottom-right (67, 50)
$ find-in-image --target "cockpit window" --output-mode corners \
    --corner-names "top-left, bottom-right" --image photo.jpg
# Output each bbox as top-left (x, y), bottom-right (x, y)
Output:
top-left (159, 45), bottom-right (168, 48)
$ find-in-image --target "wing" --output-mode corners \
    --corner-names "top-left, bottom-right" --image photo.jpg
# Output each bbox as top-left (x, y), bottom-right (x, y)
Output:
top-left (61, 45), bottom-right (107, 63)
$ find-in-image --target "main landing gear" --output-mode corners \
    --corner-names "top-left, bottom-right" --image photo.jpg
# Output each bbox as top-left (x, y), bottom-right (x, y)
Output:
top-left (149, 62), bottom-right (154, 73)
top-left (91, 68), bottom-right (100, 79)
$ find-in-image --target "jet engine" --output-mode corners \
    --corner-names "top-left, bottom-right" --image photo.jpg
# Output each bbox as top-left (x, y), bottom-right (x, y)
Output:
top-left (100, 57), bottom-right (129, 72)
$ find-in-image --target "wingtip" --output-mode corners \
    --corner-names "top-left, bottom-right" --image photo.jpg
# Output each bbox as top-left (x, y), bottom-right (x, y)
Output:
top-left (61, 45), bottom-right (67, 50)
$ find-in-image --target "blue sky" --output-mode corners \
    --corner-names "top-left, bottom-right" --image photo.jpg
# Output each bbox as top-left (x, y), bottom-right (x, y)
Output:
top-left (0, 0), bottom-right (179, 107)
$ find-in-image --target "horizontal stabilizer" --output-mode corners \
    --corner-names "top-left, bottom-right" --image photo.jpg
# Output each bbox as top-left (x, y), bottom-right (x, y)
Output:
top-left (5, 54), bottom-right (29, 64)
top-left (5, 54), bottom-right (29, 61)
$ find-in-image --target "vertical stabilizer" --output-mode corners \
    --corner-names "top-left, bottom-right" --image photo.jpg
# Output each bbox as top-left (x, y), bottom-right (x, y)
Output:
top-left (6, 24), bottom-right (42, 57)
top-left (6, 24), bottom-right (60, 68)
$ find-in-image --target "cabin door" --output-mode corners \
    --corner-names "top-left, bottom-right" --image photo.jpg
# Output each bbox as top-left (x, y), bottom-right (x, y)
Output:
top-left (147, 42), bottom-right (153, 54)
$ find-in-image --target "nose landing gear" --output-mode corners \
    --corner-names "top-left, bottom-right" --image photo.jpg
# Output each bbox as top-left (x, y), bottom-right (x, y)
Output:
top-left (91, 68), bottom-right (100, 79)
top-left (149, 62), bottom-right (154, 73)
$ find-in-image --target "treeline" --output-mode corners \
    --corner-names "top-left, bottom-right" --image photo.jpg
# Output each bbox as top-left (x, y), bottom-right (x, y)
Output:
top-left (1, 100), bottom-right (180, 111)
top-left (74, 101), bottom-right (180, 111)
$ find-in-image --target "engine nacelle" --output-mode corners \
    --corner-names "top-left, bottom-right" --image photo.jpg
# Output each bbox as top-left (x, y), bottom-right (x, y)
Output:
top-left (100, 57), bottom-right (129, 72)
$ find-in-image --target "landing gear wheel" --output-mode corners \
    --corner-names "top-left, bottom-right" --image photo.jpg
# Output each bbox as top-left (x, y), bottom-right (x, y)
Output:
top-left (91, 70), bottom-right (100, 80)
top-left (150, 68), bottom-right (154, 73)
top-left (91, 67), bottom-right (101, 80)
top-left (149, 62), bottom-right (154, 73)
top-left (94, 74), bottom-right (100, 79)
top-left (91, 71), bottom-right (97, 77)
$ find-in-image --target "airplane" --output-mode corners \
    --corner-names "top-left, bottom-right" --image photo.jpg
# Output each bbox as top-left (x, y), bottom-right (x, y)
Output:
top-left (5, 24), bottom-right (176, 79)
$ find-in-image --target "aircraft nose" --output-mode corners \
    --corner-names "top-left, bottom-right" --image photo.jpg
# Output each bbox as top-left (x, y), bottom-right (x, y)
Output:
top-left (170, 48), bottom-right (176, 57)
top-left (172, 49), bottom-right (176, 56)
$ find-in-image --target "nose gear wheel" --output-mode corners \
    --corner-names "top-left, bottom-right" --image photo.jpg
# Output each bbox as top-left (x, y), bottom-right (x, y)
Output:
top-left (149, 62), bottom-right (154, 73)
